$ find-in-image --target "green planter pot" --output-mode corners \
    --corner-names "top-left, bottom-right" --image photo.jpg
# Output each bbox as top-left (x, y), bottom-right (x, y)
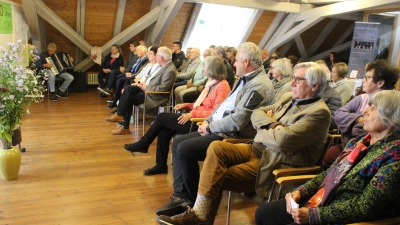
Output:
top-left (0, 146), bottom-right (21, 180)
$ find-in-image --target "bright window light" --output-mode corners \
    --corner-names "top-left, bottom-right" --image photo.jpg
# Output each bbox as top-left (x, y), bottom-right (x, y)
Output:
top-left (183, 3), bottom-right (256, 54)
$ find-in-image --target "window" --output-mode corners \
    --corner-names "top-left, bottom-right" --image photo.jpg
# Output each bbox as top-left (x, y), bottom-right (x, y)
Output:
top-left (183, 3), bottom-right (256, 54)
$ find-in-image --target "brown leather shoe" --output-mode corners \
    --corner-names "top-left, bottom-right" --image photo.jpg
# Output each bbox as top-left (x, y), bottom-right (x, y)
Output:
top-left (105, 113), bottom-right (124, 122)
top-left (111, 126), bottom-right (131, 135)
top-left (158, 207), bottom-right (208, 225)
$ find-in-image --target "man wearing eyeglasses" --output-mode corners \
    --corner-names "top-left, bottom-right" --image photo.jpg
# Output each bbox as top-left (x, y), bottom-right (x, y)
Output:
top-left (157, 62), bottom-right (331, 225)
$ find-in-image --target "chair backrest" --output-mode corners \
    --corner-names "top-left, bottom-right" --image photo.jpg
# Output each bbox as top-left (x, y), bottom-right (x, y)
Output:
top-left (316, 134), bottom-right (334, 170)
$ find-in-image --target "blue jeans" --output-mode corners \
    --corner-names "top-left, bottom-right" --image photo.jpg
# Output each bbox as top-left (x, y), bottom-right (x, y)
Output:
top-left (46, 69), bottom-right (74, 92)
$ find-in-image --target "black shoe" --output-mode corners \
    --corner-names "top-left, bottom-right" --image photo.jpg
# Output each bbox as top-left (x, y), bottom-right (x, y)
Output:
top-left (124, 142), bottom-right (149, 153)
top-left (118, 121), bottom-right (124, 126)
top-left (56, 90), bottom-right (67, 98)
top-left (107, 98), bottom-right (114, 103)
top-left (111, 109), bottom-right (117, 114)
top-left (51, 93), bottom-right (58, 102)
top-left (107, 103), bottom-right (117, 109)
top-left (156, 196), bottom-right (194, 216)
top-left (99, 93), bottom-right (107, 98)
top-left (143, 165), bottom-right (168, 176)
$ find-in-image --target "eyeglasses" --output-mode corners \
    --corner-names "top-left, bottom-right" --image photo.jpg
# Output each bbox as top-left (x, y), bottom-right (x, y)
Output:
top-left (292, 76), bottom-right (307, 84)
top-left (364, 75), bottom-right (373, 80)
top-left (202, 54), bottom-right (210, 57)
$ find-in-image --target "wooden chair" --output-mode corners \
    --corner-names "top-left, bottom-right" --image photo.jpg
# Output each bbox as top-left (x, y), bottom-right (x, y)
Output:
top-left (134, 81), bottom-right (175, 135)
top-left (269, 134), bottom-right (335, 201)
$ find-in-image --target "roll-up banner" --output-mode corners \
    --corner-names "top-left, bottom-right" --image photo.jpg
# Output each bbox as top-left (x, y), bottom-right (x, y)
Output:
top-left (348, 22), bottom-right (380, 79)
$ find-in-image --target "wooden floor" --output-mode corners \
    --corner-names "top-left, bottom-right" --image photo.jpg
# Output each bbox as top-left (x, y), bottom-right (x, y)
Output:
top-left (0, 87), bottom-right (259, 225)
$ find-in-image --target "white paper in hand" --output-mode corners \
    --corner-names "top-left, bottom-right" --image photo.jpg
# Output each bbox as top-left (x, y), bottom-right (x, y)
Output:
top-left (290, 195), bottom-right (299, 209)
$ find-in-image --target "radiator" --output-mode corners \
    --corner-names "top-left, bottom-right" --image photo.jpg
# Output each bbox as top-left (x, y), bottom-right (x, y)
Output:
top-left (87, 72), bottom-right (98, 85)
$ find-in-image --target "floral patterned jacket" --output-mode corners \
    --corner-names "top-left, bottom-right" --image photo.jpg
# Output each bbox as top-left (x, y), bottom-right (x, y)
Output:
top-left (296, 131), bottom-right (400, 224)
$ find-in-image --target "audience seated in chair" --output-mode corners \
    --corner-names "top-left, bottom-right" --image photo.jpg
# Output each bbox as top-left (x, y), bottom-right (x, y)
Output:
top-left (171, 41), bottom-right (186, 69)
top-left (226, 47), bottom-right (237, 73)
top-left (157, 62), bottom-right (331, 225)
top-left (174, 48), bottom-right (211, 104)
top-left (105, 40), bottom-right (140, 106)
top-left (35, 42), bottom-right (74, 102)
top-left (256, 90), bottom-right (400, 225)
top-left (104, 46), bottom-right (176, 135)
top-left (154, 42), bottom-right (275, 220)
top-left (96, 44), bottom-right (124, 97)
top-left (177, 47), bottom-right (192, 72)
top-left (329, 62), bottom-right (352, 105)
top-left (176, 49), bottom-right (214, 103)
top-left (173, 47), bottom-right (202, 102)
top-left (107, 45), bottom-right (149, 109)
top-left (323, 59), bottom-right (399, 167)
top-left (213, 46), bottom-right (235, 89)
top-left (123, 56), bottom-right (231, 175)
top-left (270, 58), bottom-right (293, 95)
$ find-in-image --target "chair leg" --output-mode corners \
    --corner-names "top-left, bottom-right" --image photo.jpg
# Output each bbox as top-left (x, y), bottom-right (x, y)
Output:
top-left (226, 191), bottom-right (232, 225)
top-left (142, 107), bottom-right (145, 136)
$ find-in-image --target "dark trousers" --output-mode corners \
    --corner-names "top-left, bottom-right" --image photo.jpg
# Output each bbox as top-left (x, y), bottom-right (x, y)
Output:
top-left (117, 85), bottom-right (145, 129)
top-left (172, 132), bottom-right (223, 200)
top-left (112, 76), bottom-right (129, 105)
top-left (255, 199), bottom-right (295, 225)
top-left (139, 113), bottom-right (198, 167)
top-left (98, 70), bottom-right (120, 89)
top-left (182, 89), bottom-right (201, 103)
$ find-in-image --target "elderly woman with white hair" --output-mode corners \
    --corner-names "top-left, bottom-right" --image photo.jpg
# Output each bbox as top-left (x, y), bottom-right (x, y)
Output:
top-left (256, 89), bottom-right (400, 225)
top-left (270, 58), bottom-right (293, 94)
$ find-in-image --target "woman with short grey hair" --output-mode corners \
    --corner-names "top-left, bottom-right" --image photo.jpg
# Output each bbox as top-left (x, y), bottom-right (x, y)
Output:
top-left (270, 58), bottom-right (293, 93)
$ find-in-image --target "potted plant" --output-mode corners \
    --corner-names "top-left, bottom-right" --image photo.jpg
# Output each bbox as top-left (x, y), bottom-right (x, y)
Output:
top-left (0, 40), bottom-right (47, 180)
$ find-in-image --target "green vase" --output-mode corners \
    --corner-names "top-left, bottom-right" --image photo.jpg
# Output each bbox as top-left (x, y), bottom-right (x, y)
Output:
top-left (0, 146), bottom-right (21, 180)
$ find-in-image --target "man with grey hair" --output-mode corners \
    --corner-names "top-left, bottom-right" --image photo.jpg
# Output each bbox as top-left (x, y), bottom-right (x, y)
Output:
top-left (213, 46), bottom-right (235, 88)
top-left (156, 42), bottom-right (275, 217)
top-left (157, 62), bottom-right (331, 225)
top-left (105, 46), bottom-right (176, 134)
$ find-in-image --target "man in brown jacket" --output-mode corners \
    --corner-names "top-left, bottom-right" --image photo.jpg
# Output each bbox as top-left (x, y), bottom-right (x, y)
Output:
top-left (157, 62), bottom-right (331, 225)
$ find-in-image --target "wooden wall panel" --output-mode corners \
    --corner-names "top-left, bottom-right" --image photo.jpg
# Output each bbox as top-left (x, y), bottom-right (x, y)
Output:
top-left (85, 0), bottom-right (118, 47)
top-left (119, 0), bottom-right (152, 59)
top-left (247, 10), bottom-right (277, 45)
top-left (43, 0), bottom-right (77, 58)
top-left (159, 2), bottom-right (194, 48)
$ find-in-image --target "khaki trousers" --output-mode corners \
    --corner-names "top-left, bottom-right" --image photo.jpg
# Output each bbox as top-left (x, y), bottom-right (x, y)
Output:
top-left (198, 141), bottom-right (260, 200)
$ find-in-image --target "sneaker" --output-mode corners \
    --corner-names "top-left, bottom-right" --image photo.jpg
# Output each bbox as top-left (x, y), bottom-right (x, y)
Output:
top-left (97, 87), bottom-right (110, 96)
top-left (107, 99), bottom-right (114, 103)
top-left (156, 196), bottom-right (194, 216)
top-left (56, 90), bottom-right (67, 98)
top-left (158, 207), bottom-right (208, 225)
top-left (51, 93), bottom-right (58, 102)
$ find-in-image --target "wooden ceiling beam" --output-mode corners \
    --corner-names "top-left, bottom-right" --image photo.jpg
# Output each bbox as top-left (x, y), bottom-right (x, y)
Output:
top-left (74, 6), bottom-right (161, 71)
top-left (113, 0), bottom-right (126, 37)
top-left (239, 9), bottom-right (263, 43)
top-left (333, 23), bottom-right (354, 47)
top-left (308, 40), bottom-right (351, 61)
top-left (21, 0), bottom-right (45, 50)
top-left (185, 0), bottom-right (301, 13)
top-left (34, 0), bottom-right (92, 55)
top-left (258, 12), bottom-right (288, 50)
top-left (306, 19), bottom-right (339, 56)
top-left (295, 0), bottom-right (400, 22)
top-left (294, 36), bottom-right (308, 61)
top-left (149, 0), bottom-right (186, 45)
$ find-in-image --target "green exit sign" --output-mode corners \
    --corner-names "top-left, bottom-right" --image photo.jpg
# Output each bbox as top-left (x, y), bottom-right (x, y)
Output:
top-left (199, 19), bottom-right (205, 24)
